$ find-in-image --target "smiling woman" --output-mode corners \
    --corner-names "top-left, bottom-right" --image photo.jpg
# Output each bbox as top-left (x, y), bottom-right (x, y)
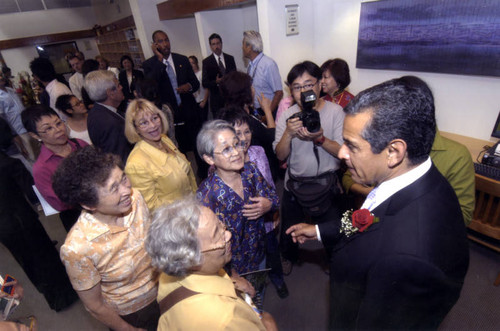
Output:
top-left (51, 146), bottom-right (160, 330)
top-left (124, 98), bottom-right (197, 211)
top-left (196, 119), bottom-right (280, 312)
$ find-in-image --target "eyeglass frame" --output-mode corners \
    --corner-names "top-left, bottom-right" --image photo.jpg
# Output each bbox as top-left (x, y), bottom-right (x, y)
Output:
top-left (213, 140), bottom-right (246, 158)
top-left (291, 80), bottom-right (319, 93)
top-left (135, 114), bottom-right (162, 130)
top-left (70, 99), bottom-right (84, 108)
top-left (200, 223), bottom-right (230, 253)
top-left (36, 119), bottom-right (66, 135)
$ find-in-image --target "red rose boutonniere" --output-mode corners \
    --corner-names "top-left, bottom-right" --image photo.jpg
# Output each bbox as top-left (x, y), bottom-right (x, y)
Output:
top-left (340, 209), bottom-right (379, 237)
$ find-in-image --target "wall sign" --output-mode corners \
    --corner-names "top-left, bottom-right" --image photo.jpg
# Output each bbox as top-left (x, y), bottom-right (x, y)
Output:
top-left (286, 5), bottom-right (299, 36)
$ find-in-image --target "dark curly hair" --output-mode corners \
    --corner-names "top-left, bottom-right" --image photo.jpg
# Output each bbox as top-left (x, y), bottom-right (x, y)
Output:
top-left (52, 146), bottom-right (123, 208)
top-left (344, 76), bottom-right (436, 165)
top-left (219, 71), bottom-right (253, 108)
top-left (217, 105), bottom-right (251, 127)
top-left (82, 59), bottom-right (99, 77)
top-left (29, 57), bottom-right (56, 82)
top-left (55, 94), bottom-right (74, 117)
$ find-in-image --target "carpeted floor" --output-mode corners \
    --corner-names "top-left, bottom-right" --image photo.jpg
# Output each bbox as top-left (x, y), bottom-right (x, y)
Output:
top-left (2, 197), bottom-right (499, 330)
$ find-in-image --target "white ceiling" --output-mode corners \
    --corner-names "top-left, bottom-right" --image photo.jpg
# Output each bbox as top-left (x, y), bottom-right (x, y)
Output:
top-left (0, 0), bottom-right (92, 14)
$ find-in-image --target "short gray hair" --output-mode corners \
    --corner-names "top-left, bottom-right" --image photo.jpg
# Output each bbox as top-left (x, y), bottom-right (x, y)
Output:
top-left (84, 70), bottom-right (116, 102)
top-left (196, 119), bottom-right (235, 159)
top-left (243, 30), bottom-right (263, 53)
top-left (146, 196), bottom-right (202, 277)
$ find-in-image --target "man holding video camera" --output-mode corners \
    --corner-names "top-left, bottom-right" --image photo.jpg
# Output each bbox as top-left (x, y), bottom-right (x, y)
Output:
top-left (273, 61), bottom-right (345, 272)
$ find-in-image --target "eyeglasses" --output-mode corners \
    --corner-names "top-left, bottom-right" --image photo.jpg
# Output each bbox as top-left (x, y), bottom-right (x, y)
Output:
top-left (71, 100), bottom-right (83, 108)
top-left (200, 223), bottom-right (229, 253)
top-left (213, 141), bottom-right (246, 158)
top-left (135, 115), bottom-right (161, 129)
top-left (37, 120), bottom-right (66, 135)
top-left (291, 81), bottom-right (318, 92)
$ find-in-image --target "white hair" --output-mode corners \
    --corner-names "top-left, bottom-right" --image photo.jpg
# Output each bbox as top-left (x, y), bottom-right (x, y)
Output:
top-left (243, 30), bottom-right (263, 53)
top-left (84, 70), bottom-right (116, 102)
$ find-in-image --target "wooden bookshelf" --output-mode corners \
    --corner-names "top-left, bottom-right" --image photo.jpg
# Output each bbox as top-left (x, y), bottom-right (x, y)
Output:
top-left (95, 16), bottom-right (145, 69)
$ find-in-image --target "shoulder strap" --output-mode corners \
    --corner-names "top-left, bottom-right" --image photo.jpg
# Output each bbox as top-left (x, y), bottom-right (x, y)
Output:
top-left (159, 286), bottom-right (200, 315)
top-left (69, 138), bottom-right (82, 149)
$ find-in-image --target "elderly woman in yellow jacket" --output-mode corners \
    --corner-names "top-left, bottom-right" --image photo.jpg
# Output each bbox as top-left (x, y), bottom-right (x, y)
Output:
top-left (124, 98), bottom-right (197, 211)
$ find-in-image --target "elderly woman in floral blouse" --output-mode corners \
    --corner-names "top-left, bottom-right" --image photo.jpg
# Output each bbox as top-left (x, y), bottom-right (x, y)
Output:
top-left (196, 120), bottom-right (279, 311)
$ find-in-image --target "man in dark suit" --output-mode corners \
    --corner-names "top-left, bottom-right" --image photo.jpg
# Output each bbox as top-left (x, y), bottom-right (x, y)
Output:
top-left (287, 77), bottom-right (469, 330)
top-left (142, 30), bottom-right (200, 155)
top-left (201, 33), bottom-right (237, 117)
top-left (84, 70), bottom-right (132, 164)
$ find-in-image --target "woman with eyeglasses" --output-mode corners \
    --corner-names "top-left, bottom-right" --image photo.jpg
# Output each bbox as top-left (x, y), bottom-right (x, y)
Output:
top-left (196, 120), bottom-right (279, 312)
top-left (21, 105), bottom-right (88, 231)
top-left (55, 94), bottom-right (92, 145)
top-left (124, 98), bottom-right (196, 211)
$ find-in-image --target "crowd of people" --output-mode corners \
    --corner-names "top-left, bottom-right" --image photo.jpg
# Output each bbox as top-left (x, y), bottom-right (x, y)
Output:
top-left (0, 29), bottom-right (476, 330)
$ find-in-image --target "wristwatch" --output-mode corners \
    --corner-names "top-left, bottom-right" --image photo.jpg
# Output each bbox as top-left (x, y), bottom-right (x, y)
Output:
top-left (314, 135), bottom-right (326, 146)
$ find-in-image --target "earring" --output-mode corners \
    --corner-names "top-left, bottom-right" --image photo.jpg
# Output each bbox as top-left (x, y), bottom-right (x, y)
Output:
top-left (37, 138), bottom-right (42, 142)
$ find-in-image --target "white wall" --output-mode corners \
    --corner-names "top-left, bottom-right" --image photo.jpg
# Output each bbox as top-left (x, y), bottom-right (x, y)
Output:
top-left (130, 0), bottom-right (201, 61)
top-left (0, 7), bottom-right (98, 76)
top-left (256, 0), bottom-right (500, 142)
top-left (92, 0), bottom-right (132, 25)
top-left (194, 5), bottom-right (258, 71)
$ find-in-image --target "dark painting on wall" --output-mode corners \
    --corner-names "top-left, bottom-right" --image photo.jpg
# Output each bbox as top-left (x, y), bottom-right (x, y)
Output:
top-left (356, 0), bottom-right (500, 77)
top-left (37, 42), bottom-right (78, 75)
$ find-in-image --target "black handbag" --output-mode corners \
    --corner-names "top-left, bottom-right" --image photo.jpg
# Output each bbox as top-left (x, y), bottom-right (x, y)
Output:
top-left (287, 170), bottom-right (339, 216)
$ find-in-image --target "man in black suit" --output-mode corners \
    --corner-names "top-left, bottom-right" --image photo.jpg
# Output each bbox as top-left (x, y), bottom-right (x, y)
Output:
top-left (84, 70), bottom-right (132, 164)
top-left (287, 77), bottom-right (469, 330)
top-left (201, 33), bottom-right (237, 117)
top-left (142, 30), bottom-right (200, 155)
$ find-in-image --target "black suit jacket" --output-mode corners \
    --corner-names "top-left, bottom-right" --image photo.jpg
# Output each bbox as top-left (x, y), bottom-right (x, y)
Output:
top-left (87, 103), bottom-right (132, 164)
top-left (142, 53), bottom-right (199, 123)
top-left (202, 53), bottom-right (237, 114)
top-left (118, 69), bottom-right (144, 101)
top-left (319, 164), bottom-right (469, 330)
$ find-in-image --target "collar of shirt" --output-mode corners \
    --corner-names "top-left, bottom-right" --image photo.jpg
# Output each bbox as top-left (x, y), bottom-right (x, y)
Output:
top-left (96, 102), bottom-right (118, 113)
top-left (163, 269), bottom-right (238, 299)
top-left (79, 189), bottom-right (139, 241)
top-left (431, 131), bottom-right (445, 151)
top-left (213, 53), bottom-right (225, 66)
top-left (249, 52), bottom-right (263, 67)
top-left (37, 138), bottom-right (80, 164)
top-left (361, 157), bottom-right (432, 211)
top-left (162, 54), bottom-right (176, 75)
top-left (45, 79), bottom-right (58, 94)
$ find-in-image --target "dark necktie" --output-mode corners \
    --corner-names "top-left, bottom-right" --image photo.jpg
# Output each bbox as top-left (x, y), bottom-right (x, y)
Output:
top-left (218, 56), bottom-right (226, 75)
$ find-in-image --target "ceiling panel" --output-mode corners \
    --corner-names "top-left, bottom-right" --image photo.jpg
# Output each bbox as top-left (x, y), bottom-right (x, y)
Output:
top-left (0, 0), bottom-right (20, 14)
top-left (0, 0), bottom-right (92, 13)
top-left (17, 0), bottom-right (45, 11)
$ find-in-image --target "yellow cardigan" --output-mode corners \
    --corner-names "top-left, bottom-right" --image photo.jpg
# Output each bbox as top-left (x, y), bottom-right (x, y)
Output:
top-left (125, 135), bottom-right (197, 211)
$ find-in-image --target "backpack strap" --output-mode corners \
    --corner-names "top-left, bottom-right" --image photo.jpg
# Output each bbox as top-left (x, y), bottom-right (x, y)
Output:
top-left (158, 286), bottom-right (200, 315)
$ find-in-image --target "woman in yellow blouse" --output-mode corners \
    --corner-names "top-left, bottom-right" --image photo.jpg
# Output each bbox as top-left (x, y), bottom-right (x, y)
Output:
top-left (124, 99), bottom-right (197, 211)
